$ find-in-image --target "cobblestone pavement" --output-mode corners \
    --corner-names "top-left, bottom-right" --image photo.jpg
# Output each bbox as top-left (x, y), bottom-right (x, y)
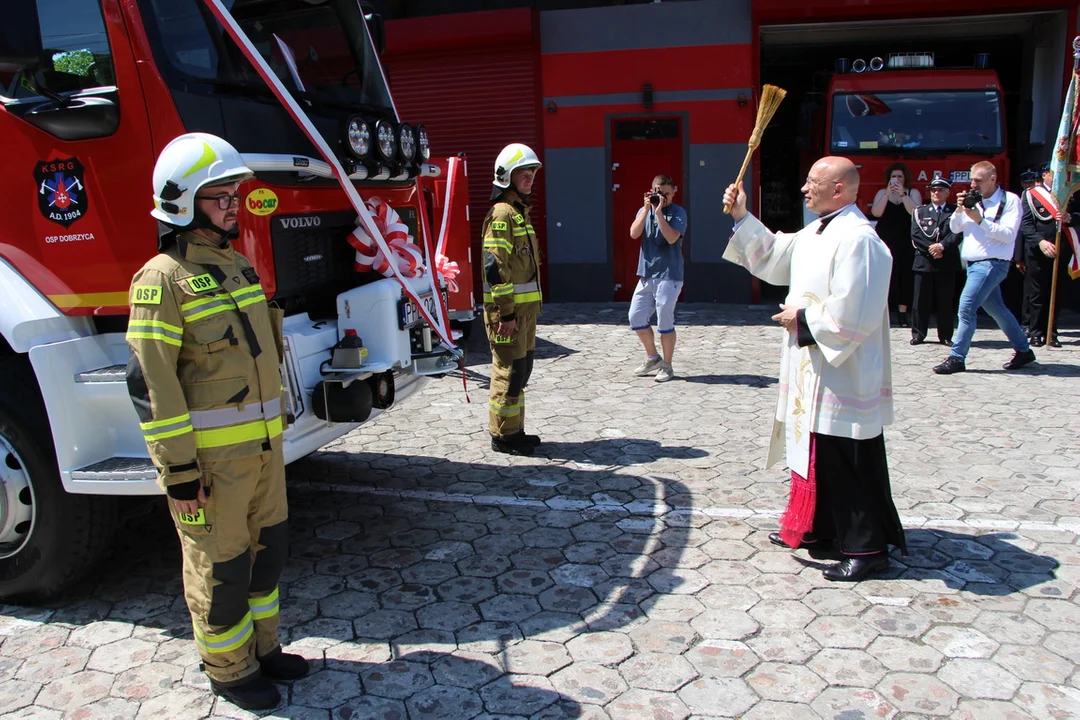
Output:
top-left (3, 303), bottom-right (1080, 720)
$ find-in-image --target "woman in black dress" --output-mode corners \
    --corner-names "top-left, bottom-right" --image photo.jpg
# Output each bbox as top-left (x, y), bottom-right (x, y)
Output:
top-left (871, 163), bottom-right (922, 326)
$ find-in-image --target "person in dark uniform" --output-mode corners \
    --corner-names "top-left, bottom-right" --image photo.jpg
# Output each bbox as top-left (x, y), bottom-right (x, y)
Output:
top-left (1019, 163), bottom-right (1078, 348)
top-left (909, 174), bottom-right (960, 346)
top-left (871, 163), bottom-right (922, 326)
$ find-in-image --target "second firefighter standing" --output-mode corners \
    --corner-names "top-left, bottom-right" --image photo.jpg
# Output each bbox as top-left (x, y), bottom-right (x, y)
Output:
top-left (483, 144), bottom-right (544, 456)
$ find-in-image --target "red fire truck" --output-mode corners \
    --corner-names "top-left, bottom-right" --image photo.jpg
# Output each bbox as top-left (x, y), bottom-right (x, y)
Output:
top-left (0, 0), bottom-right (473, 601)
top-left (809, 54), bottom-right (1009, 221)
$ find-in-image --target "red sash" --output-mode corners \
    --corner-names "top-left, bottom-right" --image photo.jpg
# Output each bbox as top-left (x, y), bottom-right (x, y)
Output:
top-left (1029, 186), bottom-right (1080, 279)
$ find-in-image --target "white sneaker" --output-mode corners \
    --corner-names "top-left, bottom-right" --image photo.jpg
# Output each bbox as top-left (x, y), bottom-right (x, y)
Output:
top-left (654, 363), bottom-right (674, 382)
top-left (633, 357), bottom-right (664, 377)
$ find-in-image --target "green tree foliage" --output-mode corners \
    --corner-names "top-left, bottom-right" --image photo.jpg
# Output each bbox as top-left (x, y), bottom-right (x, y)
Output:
top-left (52, 49), bottom-right (94, 76)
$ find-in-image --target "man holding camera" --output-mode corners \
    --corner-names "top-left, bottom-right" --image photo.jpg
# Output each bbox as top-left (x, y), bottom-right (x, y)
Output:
top-left (932, 161), bottom-right (1033, 374)
top-left (628, 174), bottom-right (687, 382)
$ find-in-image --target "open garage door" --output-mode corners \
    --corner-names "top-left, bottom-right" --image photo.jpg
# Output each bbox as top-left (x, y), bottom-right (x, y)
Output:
top-left (757, 10), bottom-right (1071, 309)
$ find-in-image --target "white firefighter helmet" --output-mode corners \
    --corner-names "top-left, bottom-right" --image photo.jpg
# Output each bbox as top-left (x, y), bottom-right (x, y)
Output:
top-left (150, 132), bottom-right (254, 226)
top-left (493, 143), bottom-right (542, 189)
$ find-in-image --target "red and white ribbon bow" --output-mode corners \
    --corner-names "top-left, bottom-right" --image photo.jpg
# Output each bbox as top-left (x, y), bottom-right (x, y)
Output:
top-left (347, 197), bottom-right (425, 278)
top-left (435, 254), bottom-right (460, 293)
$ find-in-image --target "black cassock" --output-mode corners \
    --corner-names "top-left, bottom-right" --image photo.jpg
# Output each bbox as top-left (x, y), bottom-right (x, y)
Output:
top-left (792, 316), bottom-right (907, 556)
top-left (1017, 187), bottom-right (1079, 340)
top-left (909, 203), bottom-right (961, 344)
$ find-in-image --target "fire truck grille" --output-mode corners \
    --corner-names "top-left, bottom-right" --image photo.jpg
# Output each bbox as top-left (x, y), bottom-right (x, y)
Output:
top-left (270, 211), bottom-right (357, 304)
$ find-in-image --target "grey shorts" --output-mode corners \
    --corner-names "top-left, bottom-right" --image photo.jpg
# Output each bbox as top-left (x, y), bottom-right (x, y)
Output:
top-left (629, 277), bottom-right (683, 334)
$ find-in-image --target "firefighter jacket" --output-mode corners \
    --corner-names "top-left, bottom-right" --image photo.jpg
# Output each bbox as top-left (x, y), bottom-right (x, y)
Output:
top-left (482, 192), bottom-right (542, 325)
top-left (126, 231), bottom-right (286, 492)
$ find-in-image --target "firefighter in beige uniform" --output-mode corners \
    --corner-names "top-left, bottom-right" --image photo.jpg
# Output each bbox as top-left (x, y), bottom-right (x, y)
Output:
top-left (484, 143), bottom-right (544, 455)
top-left (126, 133), bottom-right (306, 712)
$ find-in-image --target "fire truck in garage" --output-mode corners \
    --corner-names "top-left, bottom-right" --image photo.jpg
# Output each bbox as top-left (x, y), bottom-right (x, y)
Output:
top-left (0, 0), bottom-right (473, 601)
top-left (817, 55), bottom-right (1009, 221)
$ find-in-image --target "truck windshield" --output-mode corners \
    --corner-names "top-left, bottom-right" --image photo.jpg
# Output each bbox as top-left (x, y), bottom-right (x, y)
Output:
top-left (830, 90), bottom-right (1003, 154)
top-left (143, 0), bottom-right (393, 113)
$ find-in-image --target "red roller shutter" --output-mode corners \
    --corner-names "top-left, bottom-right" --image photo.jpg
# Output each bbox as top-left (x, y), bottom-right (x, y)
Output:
top-left (383, 10), bottom-right (544, 299)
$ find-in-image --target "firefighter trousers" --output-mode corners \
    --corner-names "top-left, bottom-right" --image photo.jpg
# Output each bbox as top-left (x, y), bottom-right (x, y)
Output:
top-left (168, 446), bottom-right (289, 686)
top-left (487, 312), bottom-right (537, 437)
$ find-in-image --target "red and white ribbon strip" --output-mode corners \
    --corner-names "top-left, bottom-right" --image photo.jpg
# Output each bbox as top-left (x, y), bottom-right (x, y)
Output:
top-left (200, 0), bottom-right (455, 349)
top-left (348, 198), bottom-right (425, 278)
top-left (435, 254), bottom-right (460, 293)
top-left (435, 156), bottom-right (459, 258)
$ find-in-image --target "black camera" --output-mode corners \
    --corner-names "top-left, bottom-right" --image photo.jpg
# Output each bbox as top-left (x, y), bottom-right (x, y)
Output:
top-left (649, 192), bottom-right (662, 207)
top-left (962, 188), bottom-right (982, 209)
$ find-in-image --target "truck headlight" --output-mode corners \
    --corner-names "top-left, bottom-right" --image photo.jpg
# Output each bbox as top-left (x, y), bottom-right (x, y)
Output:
top-left (399, 123), bottom-right (416, 162)
top-left (417, 125), bottom-right (431, 161)
top-left (376, 120), bottom-right (395, 162)
top-left (346, 116), bottom-right (370, 158)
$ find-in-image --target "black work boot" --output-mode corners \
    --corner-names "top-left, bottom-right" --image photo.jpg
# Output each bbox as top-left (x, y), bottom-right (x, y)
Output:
top-left (1002, 349), bottom-right (1036, 371)
top-left (514, 430), bottom-right (541, 446)
top-left (492, 434), bottom-right (534, 456)
top-left (259, 647), bottom-right (310, 680)
top-left (211, 674), bottom-right (281, 711)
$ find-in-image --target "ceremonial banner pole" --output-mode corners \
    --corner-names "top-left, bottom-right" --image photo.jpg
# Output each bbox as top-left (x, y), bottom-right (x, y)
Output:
top-left (200, 0), bottom-right (457, 351)
top-left (1047, 37), bottom-right (1080, 345)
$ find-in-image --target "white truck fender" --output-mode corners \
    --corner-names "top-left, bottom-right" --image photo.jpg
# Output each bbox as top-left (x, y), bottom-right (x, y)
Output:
top-left (0, 257), bottom-right (94, 353)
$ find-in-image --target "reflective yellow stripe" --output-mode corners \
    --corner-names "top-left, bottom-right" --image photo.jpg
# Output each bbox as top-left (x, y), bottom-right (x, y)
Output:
top-left (181, 294), bottom-right (225, 311)
top-left (194, 419), bottom-right (271, 449)
top-left (126, 331), bottom-right (183, 347)
top-left (230, 285), bottom-right (266, 309)
top-left (230, 285), bottom-right (264, 299)
top-left (132, 319), bottom-right (183, 335)
top-left (512, 228), bottom-right (527, 236)
top-left (235, 294), bottom-right (266, 310)
top-left (525, 225), bottom-right (535, 233)
top-left (515, 291), bottom-right (542, 303)
top-left (490, 284), bottom-right (513, 297)
top-left (193, 612), bottom-right (254, 654)
top-left (483, 239), bottom-right (513, 253)
top-left (249, 588), bottom-right (280, 620)
top-left (267, 415), bottom-right (283, 439)
top-left (145, 425), bottom-right (194, 441)
top-left (489, 400), bottom-right (524, 416)
top-left (140, 413), bottom-right (191, 430)
top-left (184, 303), bottom-right (235, 322)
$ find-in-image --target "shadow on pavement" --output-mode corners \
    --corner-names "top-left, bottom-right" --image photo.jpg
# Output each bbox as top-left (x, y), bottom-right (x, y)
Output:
top-left (679, 374), bottom-right (777, 387)
top-left (792, 528), bottom-right (1060, 595)
top-left (533, 438), bottom-right (707, 464)
top-left (2, 451), bottom-right (690, 719)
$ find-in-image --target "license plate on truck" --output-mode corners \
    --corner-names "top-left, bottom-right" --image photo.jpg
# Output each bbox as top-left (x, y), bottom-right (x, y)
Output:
top-left (951, 171), bottom-right (970, 183)
top-left (398, 291), bottom-right (444, 329)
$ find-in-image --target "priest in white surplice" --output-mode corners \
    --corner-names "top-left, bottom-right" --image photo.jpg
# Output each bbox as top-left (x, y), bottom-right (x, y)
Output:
top-left (723, 157), bottom-right (906, 582)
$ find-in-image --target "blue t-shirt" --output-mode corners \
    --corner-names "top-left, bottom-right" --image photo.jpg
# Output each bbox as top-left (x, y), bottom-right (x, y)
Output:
top-left (636, 203), bottom-right (687, 281)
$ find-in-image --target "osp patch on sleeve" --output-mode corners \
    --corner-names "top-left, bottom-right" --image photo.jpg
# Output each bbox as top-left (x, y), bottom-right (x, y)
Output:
top-left (132, 285), bottom-right (163, 305)
top-left (491, 220), bottom-right (508, 232)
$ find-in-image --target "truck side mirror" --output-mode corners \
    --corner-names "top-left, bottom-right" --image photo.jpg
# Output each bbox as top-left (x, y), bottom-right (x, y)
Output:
top-left (0, 1), bottom-right (43, 74)
top-left (365, 12), bottom-right (386, 55)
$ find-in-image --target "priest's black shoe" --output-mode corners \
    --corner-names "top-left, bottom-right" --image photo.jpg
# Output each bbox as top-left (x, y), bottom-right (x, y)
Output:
top-left (768, 532), bottom-right (841, 559)
top-left (1030, 335), bottom-right (1045, 348)
top-left (940, 338), bottom-right (952, 346)
top-left (1002, 349), bottom-right (1036, 371)
top-left (932, 356), bottom-right (965, 374)
top-left (1049, 335), bottom-right (1062, 348)
top-left (909, 337), bottom-right (924, 346)
top-left (492, 434), bottom-right (534, 456)
top-left (211, 675), bottom-right (281, 711)
top-left (259, 647), bottom-right (309, 680)
top-left (822, 553), bottom-right (889, 582)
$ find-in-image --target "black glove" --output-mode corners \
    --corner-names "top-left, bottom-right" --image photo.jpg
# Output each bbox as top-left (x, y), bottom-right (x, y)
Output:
top-left (166, 478), bottom-right (201, 501)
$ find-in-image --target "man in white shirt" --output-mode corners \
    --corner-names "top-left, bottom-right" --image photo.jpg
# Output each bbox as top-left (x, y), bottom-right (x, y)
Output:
top-left (932, 161), bottom-right (1035, 374)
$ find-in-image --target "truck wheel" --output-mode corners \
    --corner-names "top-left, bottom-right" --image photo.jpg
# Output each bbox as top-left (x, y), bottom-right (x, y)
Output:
top-left (0, 358), bottom-right (116, 603)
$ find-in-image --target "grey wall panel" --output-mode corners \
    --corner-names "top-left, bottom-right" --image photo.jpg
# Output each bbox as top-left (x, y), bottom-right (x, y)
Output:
top-left (684, 262), bottom-right (753, 303)
top-left (540, 0), bottom-right (751, 55)
top-left (687, 143), bottom-right (753, 264)
top-left (544, 146), bottom-right (608, 265)
top-left (547, 263), bottom-right (613, 302)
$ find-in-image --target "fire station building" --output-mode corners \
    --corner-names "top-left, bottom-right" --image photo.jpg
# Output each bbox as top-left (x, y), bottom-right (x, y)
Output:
top-left (378, 0), bottom-right (1080, 308)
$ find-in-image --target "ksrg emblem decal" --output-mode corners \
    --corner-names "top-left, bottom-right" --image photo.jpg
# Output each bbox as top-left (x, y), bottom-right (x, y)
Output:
top-left (36, 157), bottom-right (88, 228)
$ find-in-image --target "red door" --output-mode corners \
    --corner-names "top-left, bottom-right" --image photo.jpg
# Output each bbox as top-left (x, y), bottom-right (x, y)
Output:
top-left (610, 118), bottom-right (684, 301)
